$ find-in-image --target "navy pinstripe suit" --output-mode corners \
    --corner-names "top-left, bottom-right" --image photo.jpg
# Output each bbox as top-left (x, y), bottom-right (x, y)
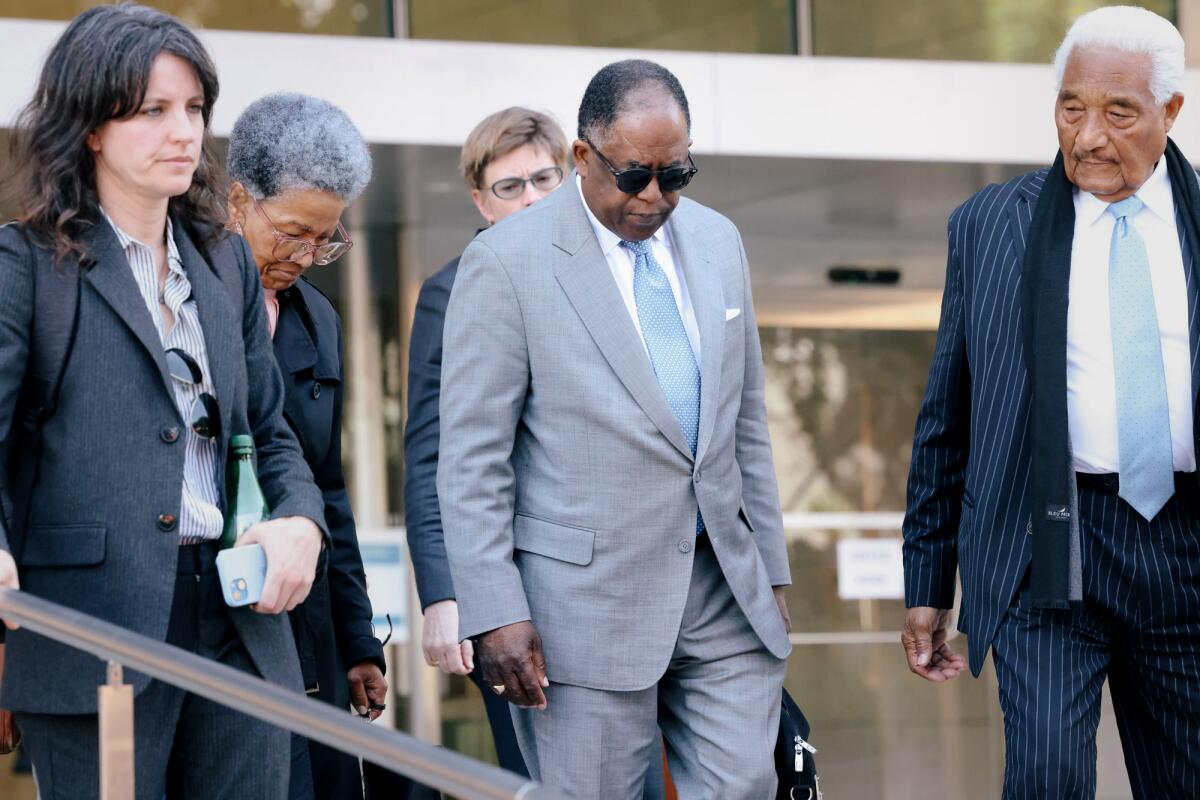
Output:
top-left (904, 167), bottom-right (1200, 798)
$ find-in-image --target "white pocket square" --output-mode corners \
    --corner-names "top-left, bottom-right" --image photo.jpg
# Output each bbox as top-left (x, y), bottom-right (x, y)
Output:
top-left (725, 308), bottom-right (741, 321)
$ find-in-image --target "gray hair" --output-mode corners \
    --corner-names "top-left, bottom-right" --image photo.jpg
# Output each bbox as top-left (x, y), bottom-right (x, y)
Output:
top-left (1053, 6), bottom-right (1185, 105)
top-left (227, 92), bottom-right (372, 202)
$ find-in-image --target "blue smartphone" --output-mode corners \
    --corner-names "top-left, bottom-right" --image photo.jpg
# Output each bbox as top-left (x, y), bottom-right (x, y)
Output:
top-left (215, 543), bottom-right (267, 607)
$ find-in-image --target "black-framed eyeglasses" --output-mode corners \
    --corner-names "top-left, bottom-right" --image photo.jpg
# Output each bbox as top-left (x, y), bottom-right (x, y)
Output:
top-left (582, 136), bottom-right (698, 195)
top-left (489, 166), bottom-right (564, 200)
top-left (166, 348), bottom-right (221, 442)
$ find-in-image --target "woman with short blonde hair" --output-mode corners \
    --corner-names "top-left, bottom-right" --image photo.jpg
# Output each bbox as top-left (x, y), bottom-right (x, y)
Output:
top-left (457, 106), bottom-right (570, 224)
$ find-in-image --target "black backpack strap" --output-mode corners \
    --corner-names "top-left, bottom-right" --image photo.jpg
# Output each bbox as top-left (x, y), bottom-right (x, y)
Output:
top-left (2, 226), bottom-right (81, 549)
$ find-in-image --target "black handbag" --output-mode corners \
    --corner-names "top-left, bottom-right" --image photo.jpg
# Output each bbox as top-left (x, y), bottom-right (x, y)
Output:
top-left (775, 688), bottom-right (821, 800)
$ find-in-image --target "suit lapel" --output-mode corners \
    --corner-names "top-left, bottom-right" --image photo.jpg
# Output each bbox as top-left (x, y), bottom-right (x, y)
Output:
top-left (174, 223), bottom-right (238, 447)
top-left (1006, 169), bottom-right (1045, 271)
top-left (273, 298), bottom-right (317, 382)
top-left (272, 295), bottom-right (317, 441)
top-left (551, 181), bottom-right (694, 462)
top-left (81, 219), bottom-right (175, 399)
top-left (669, 206), bottom-right (725, 465)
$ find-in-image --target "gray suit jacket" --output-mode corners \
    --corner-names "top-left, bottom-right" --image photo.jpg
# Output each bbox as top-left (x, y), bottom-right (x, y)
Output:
top-left (438, 180), bottom-right (791, 692)
top-left (0, 218), bottom-right (326, 714)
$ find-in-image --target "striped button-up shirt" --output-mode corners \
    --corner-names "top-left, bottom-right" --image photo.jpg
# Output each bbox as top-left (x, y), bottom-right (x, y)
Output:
top-left (103, 210), bottom-right (224, 543)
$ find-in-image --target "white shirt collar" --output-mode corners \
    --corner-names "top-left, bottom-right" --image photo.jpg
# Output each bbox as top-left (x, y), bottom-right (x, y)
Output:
top-left (100, 207), bottom-right (184, 272)
top-left (1074, 156), bottom-right (1175, 228)
top-left (575, 173), bottom-right (672, 257)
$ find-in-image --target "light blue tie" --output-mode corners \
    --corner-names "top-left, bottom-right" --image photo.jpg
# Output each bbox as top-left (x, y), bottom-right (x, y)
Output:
top-left (621, 239), bottom-right (704, 534)
top-left (1109, 195), bottom-right (1174, 520)
top-left (621, 238), bottom-right (701, 454)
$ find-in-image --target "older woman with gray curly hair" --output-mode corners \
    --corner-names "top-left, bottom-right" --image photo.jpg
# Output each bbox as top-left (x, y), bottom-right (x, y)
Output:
top-left (226, 92), bottom-right (384, 800)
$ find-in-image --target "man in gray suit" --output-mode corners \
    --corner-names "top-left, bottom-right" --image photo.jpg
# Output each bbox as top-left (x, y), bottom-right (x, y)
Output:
top-left (438, 59), bottom-right (792, 798)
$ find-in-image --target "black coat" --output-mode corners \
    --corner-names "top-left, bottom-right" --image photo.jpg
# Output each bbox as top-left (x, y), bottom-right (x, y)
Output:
top-left (275, 277), bottom-right (384, 799)
top-left (401, 253), bottom-right (530, 777)
top-left (403, 257), bottom-right (460, 610)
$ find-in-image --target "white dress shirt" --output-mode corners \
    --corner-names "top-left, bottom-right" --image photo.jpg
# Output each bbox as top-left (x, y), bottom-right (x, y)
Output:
top-left (575, 175), bottom-right (701, 360)
top-left (1067, 158), bottom-right (1195, 473)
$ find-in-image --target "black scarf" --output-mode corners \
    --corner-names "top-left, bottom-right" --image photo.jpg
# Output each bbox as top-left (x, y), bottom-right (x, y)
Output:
top-left (1023, 138), bottom-right (1200, 608)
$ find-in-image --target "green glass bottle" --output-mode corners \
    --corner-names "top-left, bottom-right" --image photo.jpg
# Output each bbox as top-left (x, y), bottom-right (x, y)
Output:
top-left (220, 434), bottom-right (270, 549)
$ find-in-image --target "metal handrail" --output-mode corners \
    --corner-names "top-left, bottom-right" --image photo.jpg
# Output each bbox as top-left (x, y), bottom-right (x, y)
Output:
top-left (0, 587), bottom-right (558, 800)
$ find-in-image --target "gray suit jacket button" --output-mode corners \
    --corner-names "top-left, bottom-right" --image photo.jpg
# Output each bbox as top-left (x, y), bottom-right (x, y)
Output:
top-left (157, 514), bottom-right (177, 532)
top-left (694, 469), bottom-right (701, 483)
top-left (160, 426), bottom-right (180, 443)
top-left (678, 539), bottom-right (693, 554)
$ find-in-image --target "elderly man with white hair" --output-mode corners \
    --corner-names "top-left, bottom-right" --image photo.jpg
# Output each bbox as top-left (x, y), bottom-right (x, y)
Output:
top-left (901, 5), bottom-right (1200, 798)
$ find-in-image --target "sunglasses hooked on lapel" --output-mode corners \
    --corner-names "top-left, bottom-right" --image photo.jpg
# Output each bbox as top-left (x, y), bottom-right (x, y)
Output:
top-left (165, 348), bottom-right (221, 442)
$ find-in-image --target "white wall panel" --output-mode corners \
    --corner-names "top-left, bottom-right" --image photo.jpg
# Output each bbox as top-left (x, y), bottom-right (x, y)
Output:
top-left (4, 17), bottom-right (1199, 164)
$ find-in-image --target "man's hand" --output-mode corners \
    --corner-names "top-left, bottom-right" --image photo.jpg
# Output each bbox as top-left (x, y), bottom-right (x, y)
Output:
top-left (347, 660), bottom-right (388, 721)
top-left (902, 606), bottom-right (966, 683)
top-left (476, 621), bottom-right (548, 710)
top-left (422, 600), bottom-right (474, 676)
top-left (0, 549), bottom-right (19, 631)
top-left (772, 587), bottom-right (792, 633)
top-left (238, 516), bottom-right (323, 614)
top-left (0, 643), bottom-right (19, 755)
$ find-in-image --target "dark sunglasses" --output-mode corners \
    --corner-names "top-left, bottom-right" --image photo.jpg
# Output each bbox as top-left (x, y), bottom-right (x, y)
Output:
top-left (582, 136), bottom-right (698, 195)
top-left (490, 166), bottom-right (564, 200)
top-left (166, 348), bottom-right (221, 442)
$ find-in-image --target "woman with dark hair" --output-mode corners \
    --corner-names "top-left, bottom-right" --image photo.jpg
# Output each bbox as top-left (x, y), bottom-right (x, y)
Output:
top-left (0, 6), bottom-right (328, 798)
top-left (226, 92), bottom-right (384, 800)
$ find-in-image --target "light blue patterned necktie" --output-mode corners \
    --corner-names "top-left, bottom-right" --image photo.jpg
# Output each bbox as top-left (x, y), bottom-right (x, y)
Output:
top-left (1108, 195), bottom-right (1174, 520)
top-left (621, 238), bottom-right (701, 455)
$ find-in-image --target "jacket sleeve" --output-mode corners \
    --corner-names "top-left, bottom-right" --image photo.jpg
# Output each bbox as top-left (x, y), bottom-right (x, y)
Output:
top-left (403, 269), bottom-right (457, 611)
top-left (902, 209), bottom-right (970, 610)
top-left (0, 226), bottom-right (33, 556)
top-left (437, 241), bottom-right (531, 640)
top-left (320, 314), bottom-right (385, 672)
top-left (731, 224), bottom-right (791, 587)
top-left (233, 236), bottom-right (329, 544)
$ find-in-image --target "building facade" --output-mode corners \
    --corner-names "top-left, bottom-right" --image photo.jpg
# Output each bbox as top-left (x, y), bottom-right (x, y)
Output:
top-left (0, 2), bottom-right (1194, 796)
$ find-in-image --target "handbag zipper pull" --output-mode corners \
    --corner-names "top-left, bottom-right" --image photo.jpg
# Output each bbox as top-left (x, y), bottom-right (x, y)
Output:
top-left (794, 735), bottom-right (817, 772)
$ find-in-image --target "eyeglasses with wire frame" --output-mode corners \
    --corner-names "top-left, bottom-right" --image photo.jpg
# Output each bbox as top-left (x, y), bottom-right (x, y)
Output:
top-left (488, 166), bottom-right (564, 200)
top-left (252, 197), bottom-right (353, 266)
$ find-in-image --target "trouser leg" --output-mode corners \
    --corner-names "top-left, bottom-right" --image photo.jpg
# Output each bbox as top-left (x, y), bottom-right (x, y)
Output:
top-left (164, 543), bottom-right (291, 800)
top-left (510, 680), bottom-right (659, 800)
top-left (656, 542), bottom-right (785, 800)
top-left (16, 677), bottom-right (185, 800)
top-left (1102, 490), bottom-right (1200, 800)
top-left (991, 603), bottom-right (1109, 800)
